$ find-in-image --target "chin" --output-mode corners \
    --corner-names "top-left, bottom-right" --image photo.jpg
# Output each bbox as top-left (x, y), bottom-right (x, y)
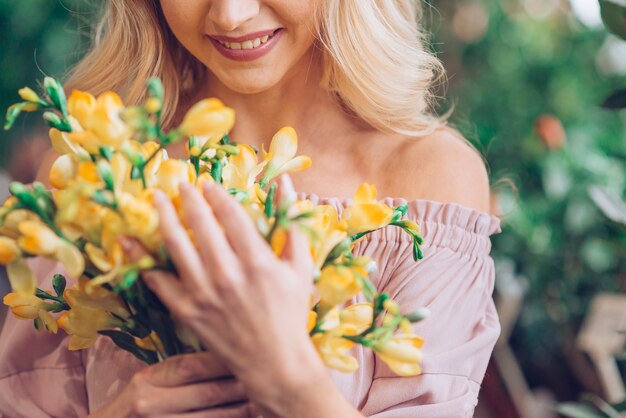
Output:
top-left (212, 68), bottom-right (288, 95)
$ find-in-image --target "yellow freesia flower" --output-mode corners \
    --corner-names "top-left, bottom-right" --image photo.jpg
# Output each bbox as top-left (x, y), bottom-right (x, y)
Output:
top-left (316, 265), bottom-right (366, 315)
top-left (303, 203), bottom-right (348, 269)
top-left (67, 90), bottom-right (96, 128)
top-left (49, 155), bottom-right (78, 189)
top-left (340, 303), bottom-right (374, 335)
top-left (3, 292), bottom-right (58, 333)
top-left (222, 144), bottom-right (267, 191)
top-left (0, 236), bottom-right (20, 264)
top-left (58, 282), bottom-right (128, 350)
top-left (178, 98), bottom-right (235, 138)
top-left (17, 220), bottom-right (85, 279)
top-left (5, 258), bottom-right (35, 296)
top-left (374, 335), bottom-right (424, 376)
top-left (156, 159), bottom-right (197, 197)
top-left (307, 310), bottom-right (318, 333)
top-left (18, 87), bottom-right (40, 103)
top-left (312, 330), bottom-right (358, 373)
top-left (343, 183), bottom-right (394, 236)
top-left (135, 332), bottom-right (165, 353)
top-left (66, 91), bottom-right (132, 153)
top-left (260, 127), bottom-right (312, 184)
top-left (49, 128), bottom-right (90, 160)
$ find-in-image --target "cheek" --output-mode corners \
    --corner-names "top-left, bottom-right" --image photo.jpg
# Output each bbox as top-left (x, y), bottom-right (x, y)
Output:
top-left (160, 0), bottom-right (208, 50)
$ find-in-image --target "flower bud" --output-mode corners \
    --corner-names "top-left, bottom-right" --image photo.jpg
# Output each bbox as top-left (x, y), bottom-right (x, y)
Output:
top-left (18, 87), bottom-right (41, 103)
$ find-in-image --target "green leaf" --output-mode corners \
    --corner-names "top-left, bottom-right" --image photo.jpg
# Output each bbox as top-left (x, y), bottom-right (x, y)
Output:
top-left (52, 274), bottom-right (66, 297)
top-left (600, 0), bottom-right (626, 40)
top-left (98, 330), bottom-right (159, 365)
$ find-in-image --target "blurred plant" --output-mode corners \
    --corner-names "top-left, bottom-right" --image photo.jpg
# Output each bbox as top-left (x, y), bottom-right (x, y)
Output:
top-left (432, 0), bottom-right (626, 402)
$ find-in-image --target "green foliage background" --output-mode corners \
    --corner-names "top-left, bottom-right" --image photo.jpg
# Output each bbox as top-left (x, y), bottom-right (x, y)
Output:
top-left (1, 0), bottom-right (625, 403)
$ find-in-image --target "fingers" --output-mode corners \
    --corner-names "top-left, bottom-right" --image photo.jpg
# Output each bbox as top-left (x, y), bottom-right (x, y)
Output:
top-left (274, 174), bottom-right (297, 211)
top-left (178, 183), bottom-right (240, 279)
top-left (141, 270), bottom-right (189, 317)
top-left (281, 224), bottom-right (314, 281)
top-left (143, 352), bottom-right (232, 387)
top-left (119, 236), bottom-right (148, 262)
top-left (202, 182), bottom-right (273, 259)
top-left (153, 190), bottom-right (210, 291)
top-left (149, 378), bottom-right (247, 413)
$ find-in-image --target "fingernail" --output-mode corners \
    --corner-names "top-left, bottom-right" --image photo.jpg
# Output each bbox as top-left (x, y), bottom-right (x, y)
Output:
top-left (118, 236), bottom-right (132, 251)
top-left (179, 182), bottom-right (193, 194)
top-left (153, 189), bottom-right (167, 204)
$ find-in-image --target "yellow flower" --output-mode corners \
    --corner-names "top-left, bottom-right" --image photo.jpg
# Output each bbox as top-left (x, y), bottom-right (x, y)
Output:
top-left (49, 128), bottom-right (90, 159)
top-left (118, 191), bottom-right (159, 241)
top-left (3, 292), bottom-right (58, 333)
top-left (303, 203), bottom-right (348, 269)
top-left (343, 183), bottom-right (394, 236)
top-left (0, 236), bottom-right (20, 264)
top-left (156, 159), bottom-right (197, 197)
top-left (307, 310), bottom-right (318, 333)
top-left (18, 87), bottom-right (40, 103)
top-left (178, 98), bottom-right (235, 137)
top-left (5, 258), bottom-right (36, 296)
top-left (316, 265), bottom-right (365, 315)
top-left (222, 144), bottom-right (266, 191)
top-left (67, 90), bottom-right (96, 128)
top-left (135, 331), bottom-right (165, 353)
top-left (374, 335), bottom-right (424, 376)
top-left (312, 330), bottom-right (358, 373)
top-left (58, 282), bottom-right (128, 350)
top-left (340, 303), bottom-right (374, 335)
top-left (17, 220), bottom-right (85, 279)
top-left (49, 155), bottom-right (78, 189)
top-left (260, 127), bottom-right (312, 184)
top-left (66, 91), bottom-right (132, 153)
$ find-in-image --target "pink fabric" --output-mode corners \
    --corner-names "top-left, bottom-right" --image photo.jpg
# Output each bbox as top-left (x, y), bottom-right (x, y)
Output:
top-left (0, 195), bottom-right (501, 418)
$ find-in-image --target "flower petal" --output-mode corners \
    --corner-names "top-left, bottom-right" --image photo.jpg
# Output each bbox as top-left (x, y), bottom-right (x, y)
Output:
top-left (7, 258), bottom-right (36, 295)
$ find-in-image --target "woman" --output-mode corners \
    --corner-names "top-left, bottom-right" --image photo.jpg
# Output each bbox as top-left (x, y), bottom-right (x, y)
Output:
top-left (0, 1), bottom-right (500, 417)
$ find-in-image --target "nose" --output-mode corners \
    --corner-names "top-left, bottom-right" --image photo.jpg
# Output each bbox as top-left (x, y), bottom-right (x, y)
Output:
top-left (208, 0), bottom-right (261, 32)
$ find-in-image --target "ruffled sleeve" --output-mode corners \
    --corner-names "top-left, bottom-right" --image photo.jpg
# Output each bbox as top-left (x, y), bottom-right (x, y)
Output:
top-left (303, 194), bottom-right (501, 417)
top-left (0, 259), bottom-right (89, 418)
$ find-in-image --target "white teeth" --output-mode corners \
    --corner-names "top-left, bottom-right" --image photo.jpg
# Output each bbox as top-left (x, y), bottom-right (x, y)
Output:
top-left (218, 33), bottom-right (275, 50)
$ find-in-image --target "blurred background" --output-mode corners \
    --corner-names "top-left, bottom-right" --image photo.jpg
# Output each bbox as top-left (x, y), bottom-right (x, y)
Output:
top-left (0, 0), bottom-right (625, 417)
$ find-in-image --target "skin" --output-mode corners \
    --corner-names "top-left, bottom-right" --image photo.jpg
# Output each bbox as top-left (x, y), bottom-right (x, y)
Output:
top-left (91, 0), bottom-right (491, 416)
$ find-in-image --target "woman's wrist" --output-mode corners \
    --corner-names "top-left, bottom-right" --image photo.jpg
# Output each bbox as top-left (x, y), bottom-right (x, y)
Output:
top-left (242, 337), bottom-right (363, 418)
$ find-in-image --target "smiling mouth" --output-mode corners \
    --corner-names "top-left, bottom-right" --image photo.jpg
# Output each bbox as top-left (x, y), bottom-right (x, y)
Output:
top-left (213, 29), bottom-right (283, 51)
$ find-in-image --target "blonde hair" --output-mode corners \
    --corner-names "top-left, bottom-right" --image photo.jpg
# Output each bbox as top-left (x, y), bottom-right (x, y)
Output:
top-left (66, 0), bottom-right (445, 135)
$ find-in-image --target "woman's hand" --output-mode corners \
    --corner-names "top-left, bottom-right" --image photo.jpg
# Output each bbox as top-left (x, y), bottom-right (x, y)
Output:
top-left (88, 352), bottom-right (256, 417)
top-left (142, 174), bottom-right (337, 416)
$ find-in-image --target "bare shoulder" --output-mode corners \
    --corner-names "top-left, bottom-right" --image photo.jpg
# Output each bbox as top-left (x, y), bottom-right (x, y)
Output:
top-left (377, 127), bottom-right (491, 213)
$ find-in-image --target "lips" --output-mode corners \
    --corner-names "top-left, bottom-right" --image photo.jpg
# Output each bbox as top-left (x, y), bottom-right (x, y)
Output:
top-left (207, 28), bottom-right (284, 62)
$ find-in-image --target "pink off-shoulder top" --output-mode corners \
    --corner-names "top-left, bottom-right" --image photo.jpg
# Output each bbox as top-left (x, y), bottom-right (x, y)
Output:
top-left (0, 195), bottom-right (501, 418)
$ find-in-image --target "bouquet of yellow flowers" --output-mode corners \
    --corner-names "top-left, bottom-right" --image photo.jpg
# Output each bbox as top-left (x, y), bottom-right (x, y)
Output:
top-left (1, 77), bottom-right (428, 376)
